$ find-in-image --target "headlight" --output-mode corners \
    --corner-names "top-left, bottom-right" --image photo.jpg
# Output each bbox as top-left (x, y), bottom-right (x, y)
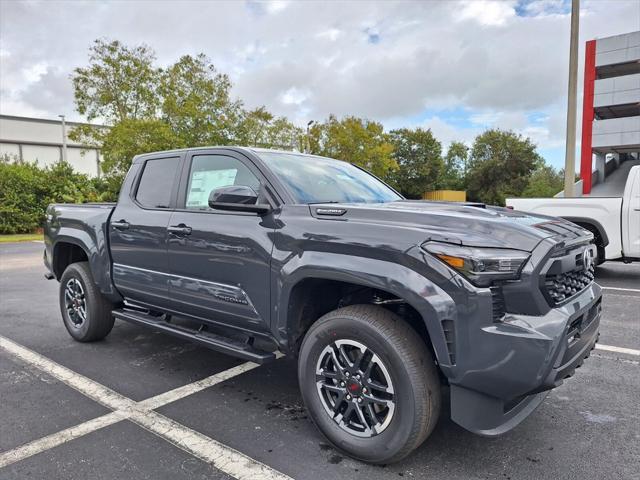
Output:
top-left (422, 242), bottom-right (530, 287)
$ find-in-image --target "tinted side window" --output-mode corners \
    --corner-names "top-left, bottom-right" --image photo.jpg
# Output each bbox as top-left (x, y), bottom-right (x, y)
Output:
top-left (136, 157), bottom-right (180, 208)
top-left (185, 155), bottom-right (260, 210)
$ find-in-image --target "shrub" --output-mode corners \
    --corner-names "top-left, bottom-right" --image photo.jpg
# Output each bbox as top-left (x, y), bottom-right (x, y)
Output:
top-left (0, 157), bottom-right (113, 234)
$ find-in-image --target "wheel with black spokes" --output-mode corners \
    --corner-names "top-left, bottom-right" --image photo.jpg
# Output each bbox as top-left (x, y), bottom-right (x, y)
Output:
top-left (299, 305), bottom-right (441, 464)
top-left (59, 262), bottom-right (115, 342)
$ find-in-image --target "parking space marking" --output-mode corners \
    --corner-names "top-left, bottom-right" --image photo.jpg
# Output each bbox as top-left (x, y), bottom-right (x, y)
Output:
top-left (0, 336), bottom-right (134, 411)
top-left (602, 286), bottom-right (640, 293)
top-left (133, 410), bottom-right (290, 480)
top-left (596, 344), bottom-right (640, 356)
top-left (0, 335), bottom-right (291, 479)
top-left (0, 412), bottom-right (124, 468)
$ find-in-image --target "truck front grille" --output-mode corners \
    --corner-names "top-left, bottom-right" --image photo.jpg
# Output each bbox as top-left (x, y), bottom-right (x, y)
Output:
top-left (544, 259), bottom-right (595, 305)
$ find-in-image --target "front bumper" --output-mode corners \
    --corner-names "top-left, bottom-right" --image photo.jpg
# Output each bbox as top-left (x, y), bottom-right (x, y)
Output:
top-left (449, 282), bottom-right (602, 436)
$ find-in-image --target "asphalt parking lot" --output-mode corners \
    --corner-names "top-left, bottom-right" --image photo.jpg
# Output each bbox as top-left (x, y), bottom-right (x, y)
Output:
top-left (1, 241), bottom-right (639, 480)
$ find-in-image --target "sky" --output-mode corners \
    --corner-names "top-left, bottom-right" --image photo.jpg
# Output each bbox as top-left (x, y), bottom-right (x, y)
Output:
top-left (1, 0), bottom-right (639, 169)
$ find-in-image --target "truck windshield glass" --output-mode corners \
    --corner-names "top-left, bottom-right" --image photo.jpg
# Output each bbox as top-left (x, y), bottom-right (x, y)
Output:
top-left (257, 152), bottom-right (402, 204)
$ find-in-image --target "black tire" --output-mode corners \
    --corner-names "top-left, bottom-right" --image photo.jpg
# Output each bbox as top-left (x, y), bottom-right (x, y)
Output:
top-left (298, 304), bottom-right (441, 464)
top-left (59, 262), bottom-right (115, 342)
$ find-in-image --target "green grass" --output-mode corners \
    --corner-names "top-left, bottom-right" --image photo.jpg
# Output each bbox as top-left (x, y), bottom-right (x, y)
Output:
top-left (0, 233), bottom-right (43, 243)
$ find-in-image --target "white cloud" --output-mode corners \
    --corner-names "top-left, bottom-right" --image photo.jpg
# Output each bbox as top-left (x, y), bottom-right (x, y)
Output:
top-left (458, 0), bottom-right (516, 26)
top-left (316, 28), bottom-right (341, 41)
top-left (0, 0), bottom-right (638, 163)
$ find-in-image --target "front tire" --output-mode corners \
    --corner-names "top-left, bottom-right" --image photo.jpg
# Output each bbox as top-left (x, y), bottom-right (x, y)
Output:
top-left (298, 305), bottom-right (441, 464)
top-left (59, 262), bottom-right (115, 342)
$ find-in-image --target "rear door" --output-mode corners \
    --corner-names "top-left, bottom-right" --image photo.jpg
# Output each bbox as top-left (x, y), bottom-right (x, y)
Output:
top-left (109, 154), bottom-right (183, 308)
top-left (166, 150), bottom-right (276, 334)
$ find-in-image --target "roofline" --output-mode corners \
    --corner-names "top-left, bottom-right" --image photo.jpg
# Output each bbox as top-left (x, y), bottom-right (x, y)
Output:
top-left (0, 114), bottom-right (108, 128)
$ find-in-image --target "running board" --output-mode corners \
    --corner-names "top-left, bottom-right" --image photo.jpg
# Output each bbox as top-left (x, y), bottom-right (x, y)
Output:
top-left (112, 309), bottom-right (277, 364)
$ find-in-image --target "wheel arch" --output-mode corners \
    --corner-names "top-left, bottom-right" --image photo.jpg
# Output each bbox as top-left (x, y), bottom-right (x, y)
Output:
top-left (51, 231), bottom-right (122, 303)
top-left (274, 256), bottom-right (456, 369)
top-left (562, 217), bottom-right (609, 263)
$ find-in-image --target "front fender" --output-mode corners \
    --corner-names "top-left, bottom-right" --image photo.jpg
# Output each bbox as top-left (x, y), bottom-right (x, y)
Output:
top-left (273, 248), bottom-right (457, 369)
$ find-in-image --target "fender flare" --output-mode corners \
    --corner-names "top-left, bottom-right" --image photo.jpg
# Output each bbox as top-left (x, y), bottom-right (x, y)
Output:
top-left (273, 250), bottom-right (457, 368)
top-left (52, 229), bottom-right (122, 302)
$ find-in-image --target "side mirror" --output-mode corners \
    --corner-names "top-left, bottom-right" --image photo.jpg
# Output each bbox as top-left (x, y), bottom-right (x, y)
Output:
top-left (208, 185), bottom-right (271, 214)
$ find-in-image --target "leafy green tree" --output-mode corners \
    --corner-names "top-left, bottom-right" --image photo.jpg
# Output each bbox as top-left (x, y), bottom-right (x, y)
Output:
top-left (236, 107), bottom-right (303, 149)
top-left (522, 164), bottom-right (564, 198)
top-left (442, 141), bottom-right (468, 190)
top-left (387, 128), bottom-right (444, 198)
top-left (312, 116), bottom-right (397, 178)
top-left (72, 39), bottom-right (159, 123)
top-left (99, 118), bottom-right (178, 179)
top-left (465, 129), bottom-right (543, 205)
top-left (159, 54), bottom-right (242, 147)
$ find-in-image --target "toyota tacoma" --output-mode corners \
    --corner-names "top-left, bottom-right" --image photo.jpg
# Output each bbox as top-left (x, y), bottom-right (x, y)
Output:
top-left (44, 147), bottom-right (602, 464)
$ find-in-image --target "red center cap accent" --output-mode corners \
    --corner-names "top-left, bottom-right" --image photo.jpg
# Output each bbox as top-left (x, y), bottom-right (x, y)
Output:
top-left (347, 380), bottom-right (361, 395)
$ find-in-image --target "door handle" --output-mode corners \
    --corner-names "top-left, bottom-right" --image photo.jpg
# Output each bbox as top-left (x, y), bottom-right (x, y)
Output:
top-left (167, 224), bottom-right (192, 236)
top-left (112, 220), bottom-right (130, 230)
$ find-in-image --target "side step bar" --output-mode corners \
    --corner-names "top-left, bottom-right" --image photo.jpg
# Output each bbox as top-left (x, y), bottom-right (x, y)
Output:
top-left (112, 309), bottom-right (277, 364)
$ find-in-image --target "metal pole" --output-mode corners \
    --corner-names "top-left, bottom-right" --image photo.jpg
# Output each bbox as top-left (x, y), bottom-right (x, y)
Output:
top-left (564, 0), bottom-right (580, 197)
top-left (59, 115), bottom-right (68, 164)
top-left (306, 120), bottom-right (315, 153)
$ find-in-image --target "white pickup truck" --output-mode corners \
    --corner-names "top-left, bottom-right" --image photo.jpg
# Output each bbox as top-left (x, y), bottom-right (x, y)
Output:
top-left (507, 165), bottom-right (640, 264)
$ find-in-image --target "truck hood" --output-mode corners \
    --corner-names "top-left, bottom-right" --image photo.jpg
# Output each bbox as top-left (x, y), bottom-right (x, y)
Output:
top-left (311, 200), bottom-right (589, 252)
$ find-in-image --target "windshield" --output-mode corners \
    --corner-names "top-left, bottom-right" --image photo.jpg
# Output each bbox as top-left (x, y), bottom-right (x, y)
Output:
top-left (257, 151), bottom-right (402, 204)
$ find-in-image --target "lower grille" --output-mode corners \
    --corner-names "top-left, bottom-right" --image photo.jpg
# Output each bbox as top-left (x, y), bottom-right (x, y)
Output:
top-left (544, 263), bottom-right (595, 304)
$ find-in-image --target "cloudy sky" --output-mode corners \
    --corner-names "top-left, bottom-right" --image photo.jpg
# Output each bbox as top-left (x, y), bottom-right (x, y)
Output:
top-left (1, 0), bottom-right (639, 168)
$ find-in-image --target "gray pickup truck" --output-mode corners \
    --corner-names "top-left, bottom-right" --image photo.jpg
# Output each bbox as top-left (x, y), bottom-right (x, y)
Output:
top-left (44, 147), bottom-right (602, 464)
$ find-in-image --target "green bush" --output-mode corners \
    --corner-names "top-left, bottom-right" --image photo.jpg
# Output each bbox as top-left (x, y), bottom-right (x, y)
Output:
top-left (0, 158), bottom-right (115, 234)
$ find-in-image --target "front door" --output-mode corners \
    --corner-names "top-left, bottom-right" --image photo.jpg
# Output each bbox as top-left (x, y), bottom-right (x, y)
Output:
top-left (109, 155), bottom-right (182, 308)
top-left (167, 150), bottom-right (275, 333)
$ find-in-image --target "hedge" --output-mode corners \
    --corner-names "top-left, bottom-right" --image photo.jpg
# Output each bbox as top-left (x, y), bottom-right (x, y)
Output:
top-left (0, 158), bottom-right (116, 234)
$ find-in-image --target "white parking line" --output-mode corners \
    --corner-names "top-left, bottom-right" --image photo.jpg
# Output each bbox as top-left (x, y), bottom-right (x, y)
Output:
top-left (596, 344), bottom-right (640, 356)
top-left (601, 286), bottom-right (640, 293)
top-left (0, 335), bottom-right (291, 479)
top-left (0, 412), bottom-right (124, 468)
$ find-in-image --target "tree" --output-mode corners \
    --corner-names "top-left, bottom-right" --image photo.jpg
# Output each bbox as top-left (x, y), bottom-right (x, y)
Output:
top-left (72, 39), bottom-right (159, 123)
top-left (159, 54), bottom-right (242, 147)
top-left (387, 128), bottom-right (444, 198)
top-left (522, 164), bottom-right (564, 198)
top-left (442, 141), bottom-right (468, 190)
top-left (236, 107), bottom-right (303, 149)
top-left (99, 118), bottom-right (177, 179)
top-left (465, 129), bottom-right (543, 205)
top-left (312, 116), bottom-right (397, 178)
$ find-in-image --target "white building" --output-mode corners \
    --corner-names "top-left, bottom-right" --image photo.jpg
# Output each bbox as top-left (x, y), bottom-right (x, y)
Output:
top-left (0, 114), bottom-right (105, 177)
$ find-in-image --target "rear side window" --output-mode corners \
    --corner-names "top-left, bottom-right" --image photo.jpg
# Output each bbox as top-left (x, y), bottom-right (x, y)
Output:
top-left (136, 157), bottom-right (180, 208)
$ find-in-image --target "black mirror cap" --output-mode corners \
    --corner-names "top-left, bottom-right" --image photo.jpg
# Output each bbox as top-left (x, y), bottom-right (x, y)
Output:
top-left (209, 185), bottom-right (258, 205)
top-left (208, 186), bottom-right (271, 215)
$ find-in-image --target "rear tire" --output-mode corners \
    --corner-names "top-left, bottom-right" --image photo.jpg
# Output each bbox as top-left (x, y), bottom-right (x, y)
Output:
top-left (59, 262), bottom-right (115, 342)
top-left (298, 304), bottom-right (441, 464)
